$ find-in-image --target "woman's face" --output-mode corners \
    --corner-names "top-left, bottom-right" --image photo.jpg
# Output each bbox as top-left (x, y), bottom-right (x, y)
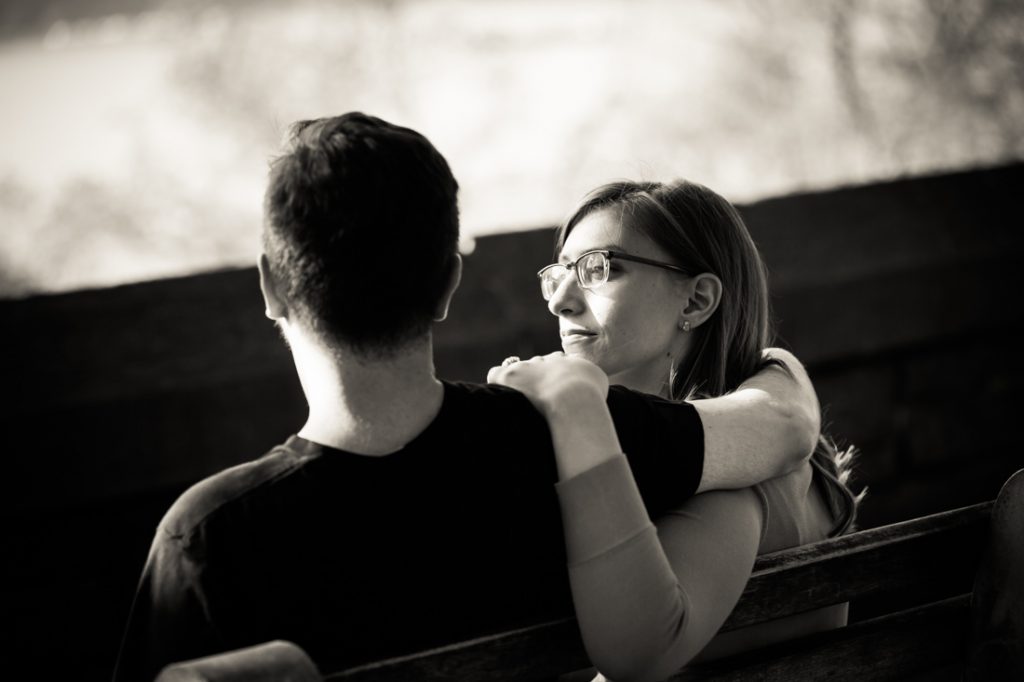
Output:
top-left (550, 207), bottom-right (688, 393)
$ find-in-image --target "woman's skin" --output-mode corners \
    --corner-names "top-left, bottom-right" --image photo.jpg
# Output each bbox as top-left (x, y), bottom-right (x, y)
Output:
top-left (551, 207), bottom-right (701, 393)
top-left (548, 206), bottom-right (820, 492)
top-left (488, 207), bottom-right (832, 681)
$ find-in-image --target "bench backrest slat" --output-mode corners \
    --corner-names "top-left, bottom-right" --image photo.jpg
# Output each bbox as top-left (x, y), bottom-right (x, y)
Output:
top-left (675, 595), bottom-right (970, 682)
top-left (327, 618), bottom-right (586, 682)
top-left (723, 500), bottom-right (991, 630)
top-left (326, 502), bottom-right (992, 681)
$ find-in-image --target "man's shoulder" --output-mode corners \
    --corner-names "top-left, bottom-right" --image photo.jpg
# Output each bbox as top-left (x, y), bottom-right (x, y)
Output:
top-left (441, 380), bottom-right (539, 417)
top-left (439, 380), bottom-right (692, 427)
top-left (443, 379), bottom-right (525, 401)
top-left (432, 380), bottom-right (558, 454)
top-left (158, 440), bottom-right (312, 541)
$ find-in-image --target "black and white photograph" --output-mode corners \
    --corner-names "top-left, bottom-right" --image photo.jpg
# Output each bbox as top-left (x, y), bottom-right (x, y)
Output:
top-left (4, 1), bottom-right (1023, 680)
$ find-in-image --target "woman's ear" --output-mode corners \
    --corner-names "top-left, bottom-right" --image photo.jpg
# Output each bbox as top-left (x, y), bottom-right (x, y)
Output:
top-left (258, 254), bottom-right (288, 320)
top-left (680, 272), bottom-right (722, 330)
top-left (433, 253), bottom-right (463, 322)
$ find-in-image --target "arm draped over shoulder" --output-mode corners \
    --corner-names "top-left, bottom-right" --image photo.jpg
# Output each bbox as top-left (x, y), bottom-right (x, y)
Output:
top-left (557, 455), bottom-right (764, 682)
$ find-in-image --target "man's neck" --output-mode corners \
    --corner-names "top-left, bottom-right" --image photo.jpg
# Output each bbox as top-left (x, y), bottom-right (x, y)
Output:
top-left (288, 328), bottom-right (444, 455)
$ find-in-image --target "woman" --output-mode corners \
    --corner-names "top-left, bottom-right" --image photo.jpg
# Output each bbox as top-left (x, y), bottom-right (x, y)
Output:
top-left (491, 180), bottom-right (859, 681)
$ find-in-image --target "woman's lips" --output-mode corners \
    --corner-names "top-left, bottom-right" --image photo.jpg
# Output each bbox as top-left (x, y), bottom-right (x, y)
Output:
top-left (561, 329), bottom-right (597, 345)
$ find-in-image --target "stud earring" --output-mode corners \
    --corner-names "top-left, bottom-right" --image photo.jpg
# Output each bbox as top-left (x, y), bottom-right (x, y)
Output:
top-left (680, 320), bottom-right (691, 332)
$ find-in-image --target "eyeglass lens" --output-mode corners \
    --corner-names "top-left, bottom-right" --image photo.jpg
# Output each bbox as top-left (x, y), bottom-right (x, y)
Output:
top-left (540, 251), bottom-right (611, 300)
top-left (577, 251), bottom-right (609, 288)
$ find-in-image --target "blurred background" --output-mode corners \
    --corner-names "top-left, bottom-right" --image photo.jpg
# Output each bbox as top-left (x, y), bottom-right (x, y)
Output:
top-left (2, 0), bottom-right (1023, 296)
top-left (4, 1), bottom-right (1024, 679)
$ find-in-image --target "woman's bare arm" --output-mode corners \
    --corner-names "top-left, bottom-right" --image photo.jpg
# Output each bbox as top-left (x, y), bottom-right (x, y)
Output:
top-left (692, 347), bottom-right (820, 492)
top-left (489, 348), bottom-right (820, 492)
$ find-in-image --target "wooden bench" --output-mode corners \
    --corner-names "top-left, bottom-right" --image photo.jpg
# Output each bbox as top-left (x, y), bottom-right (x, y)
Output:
top-left (157, 469), bottom-right (1022, 681)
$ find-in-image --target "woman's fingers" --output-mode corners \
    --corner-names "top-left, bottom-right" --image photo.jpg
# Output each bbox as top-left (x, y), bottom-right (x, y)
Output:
top-left (488, 351), bottom-right (568, 383)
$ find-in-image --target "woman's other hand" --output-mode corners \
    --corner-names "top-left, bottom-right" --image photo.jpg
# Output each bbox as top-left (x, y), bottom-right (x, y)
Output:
top-left (487, 352), bottom-right (609, 418)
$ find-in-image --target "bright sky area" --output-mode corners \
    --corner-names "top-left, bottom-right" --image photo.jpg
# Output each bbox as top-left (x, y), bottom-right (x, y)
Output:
top-left (2, 0), bottom-right (1022, 295)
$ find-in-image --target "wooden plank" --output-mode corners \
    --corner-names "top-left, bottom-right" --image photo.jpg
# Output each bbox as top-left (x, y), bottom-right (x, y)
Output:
top-left (3, 267), bottom-right (290, 413)
top-left (742, 163), bottom-right (1024, 291)
top-left (774, 258), bottom-right (1024, 367)
top-left (5, 242), bottom-right (1018, 413)
top-left (674, 595), bottom-right (971, 681)
top-left (323, 590), bottom-right (975, 682)
top-left (325, 617), bottom-right (587, 682)
top-left (322, 505), bottom-right (989, 681)
top-left (964, 469), bottom-right (1024, 680)
top-left (8, 370), bottom-right (306, 512)
top-left (723, 501), bottom-right (992, 630)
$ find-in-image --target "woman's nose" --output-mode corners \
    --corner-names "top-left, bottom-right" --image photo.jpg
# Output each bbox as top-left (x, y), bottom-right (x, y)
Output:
top-left (547, 274), bottom-right (583, 318)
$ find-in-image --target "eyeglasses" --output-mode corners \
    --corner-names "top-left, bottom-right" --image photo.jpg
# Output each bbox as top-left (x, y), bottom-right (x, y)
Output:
top-left (537, 249), bottom-right (690, 301)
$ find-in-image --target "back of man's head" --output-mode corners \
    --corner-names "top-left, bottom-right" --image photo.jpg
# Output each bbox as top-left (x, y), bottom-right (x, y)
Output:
top-left (263, 112), bottom-right (460, 356)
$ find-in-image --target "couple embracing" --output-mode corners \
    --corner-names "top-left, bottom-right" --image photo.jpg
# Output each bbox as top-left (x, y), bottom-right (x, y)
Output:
top-left (115, 112), bottom-right (857, 682)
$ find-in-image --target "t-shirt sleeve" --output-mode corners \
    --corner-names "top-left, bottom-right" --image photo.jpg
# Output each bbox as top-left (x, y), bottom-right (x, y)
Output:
top-left (113, 526), bottom-right (222, 682)
top-left (606, 386), bottom-right (704, 516)
top-left (556, 455), bottom-right (763, 681)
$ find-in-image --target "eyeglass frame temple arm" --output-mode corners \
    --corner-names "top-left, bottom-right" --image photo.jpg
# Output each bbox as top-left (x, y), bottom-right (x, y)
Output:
top-left (605, 250), bottom-right (690, 274)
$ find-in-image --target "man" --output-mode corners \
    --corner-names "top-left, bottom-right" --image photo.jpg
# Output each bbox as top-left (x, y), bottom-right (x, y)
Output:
top-left (114, 113), bottom-right (820, 680)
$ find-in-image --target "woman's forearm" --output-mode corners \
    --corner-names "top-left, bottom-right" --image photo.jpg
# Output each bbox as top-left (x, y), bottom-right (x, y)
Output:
top-left (541, 383), bottom-right (623, 480)
top-left (693, 347), bottom-right (821, 492)
top-left (557, 456), bottom-right (691, 682)
top-left (557, 461), bottom-right (764, 682)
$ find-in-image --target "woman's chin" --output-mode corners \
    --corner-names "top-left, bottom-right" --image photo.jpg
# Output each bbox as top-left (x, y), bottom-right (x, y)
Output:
top-left (561, 341), bottom-right (610, 370)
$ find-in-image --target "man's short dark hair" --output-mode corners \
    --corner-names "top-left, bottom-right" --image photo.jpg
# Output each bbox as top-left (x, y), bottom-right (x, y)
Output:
top-left (263, 112), bottom-right (460, 355)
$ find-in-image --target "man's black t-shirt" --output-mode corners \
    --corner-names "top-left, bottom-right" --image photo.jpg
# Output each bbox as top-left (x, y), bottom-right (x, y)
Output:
top-left (114, 381), bottom-right (703, 680)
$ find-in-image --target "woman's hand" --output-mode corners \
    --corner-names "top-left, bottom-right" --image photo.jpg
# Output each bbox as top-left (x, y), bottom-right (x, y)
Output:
top-left (487, 352), bottom-right (609, 419)
top-left (488, 352), bottom-right (620, 480)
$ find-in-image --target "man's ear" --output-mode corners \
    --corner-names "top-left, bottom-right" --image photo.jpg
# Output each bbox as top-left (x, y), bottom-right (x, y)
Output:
top-left (433, 253), bottom-right (463, 322)
top-left (258, 254), bottom-right (288, 320)
top-left (680, 272), bottom-right (722, 330)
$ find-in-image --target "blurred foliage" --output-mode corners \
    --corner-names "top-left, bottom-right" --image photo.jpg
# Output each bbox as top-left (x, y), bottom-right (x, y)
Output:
top-left (1, 0), bottom-right (1022, 296)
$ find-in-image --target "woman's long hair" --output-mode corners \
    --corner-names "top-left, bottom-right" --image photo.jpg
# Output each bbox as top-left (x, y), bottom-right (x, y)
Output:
top-left (556, 179), bottom-right (861, 535)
